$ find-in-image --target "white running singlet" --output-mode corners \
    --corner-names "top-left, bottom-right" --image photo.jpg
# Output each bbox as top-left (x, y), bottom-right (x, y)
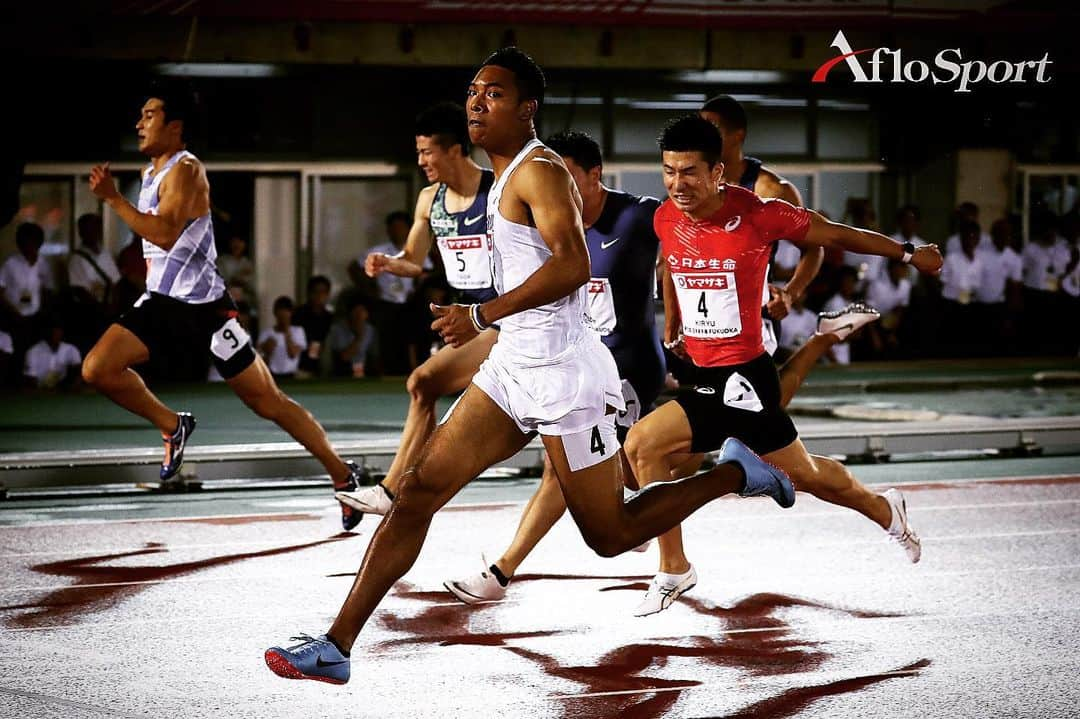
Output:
top-left (137, 150), bottom-right (225, 304)
top-left (485, 139), bottom-right (588, 362)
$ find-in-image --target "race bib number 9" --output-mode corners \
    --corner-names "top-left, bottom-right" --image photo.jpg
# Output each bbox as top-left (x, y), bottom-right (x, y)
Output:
top-left (437, 235), bottom-right (492, 290)
top-left (210, 317), bottom-right (251, 361)
top-left (673, 271), bottom-right (742, 339)
top-left (584, 277), bottom-right (616, 336)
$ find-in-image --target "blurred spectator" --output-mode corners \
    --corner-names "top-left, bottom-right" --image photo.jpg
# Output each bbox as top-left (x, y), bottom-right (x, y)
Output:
top-left (0, 222), bottom-right (52, 379)
top-left (822, 266), bottom-right (860, 364)
top-left (777, 295), bottom-right (817, 360)
top-left (361, 210), bottom-right (430, 375)
top-left (67, 213), bottom-right (120, 352)
top-left (1060, 212), bottom-right (1080, 354)
top-left (975, 219), bottom-right (1023, 356)
top-left (865, 259), bottom-right (912, 359)
top-left (328, 300), bottom-right (378, 378)
top-left (257, 295), bottom-right (306, 380)
top-left (217, 235), bottom-right (255, 299)
top-left (1021, 211), bottom-right (1070, 355)
top-left (770, 240), bottom-right (802, 284)
top-left (0, 327), bottom-right (11, 383)
top-left (940, 221), bottom-right (984, 356)
top-left (841, 198), bottom-right (882, 289)
top-left (888, 204), bottom-right (927, 283)
top-left (112, 238), bottom-right (147, 313)
top-left (293, 275), bottom-right (334, 378)
top-left (23, 318), bottom-right (81, 389)
top-left (945, 202), bottom-right (991, 256)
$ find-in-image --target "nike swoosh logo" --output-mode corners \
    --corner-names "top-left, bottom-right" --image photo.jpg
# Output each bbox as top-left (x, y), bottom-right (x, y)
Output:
top-left (463, 214), bottom-right (483, 226)
top-left (316, 656), bottom-right (348, 667)
top-left (600, 237), bottom-right (621, 250)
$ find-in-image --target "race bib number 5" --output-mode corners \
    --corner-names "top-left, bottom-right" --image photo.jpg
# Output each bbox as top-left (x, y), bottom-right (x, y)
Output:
top-left (673, 271), bottom-right (742, 339)
top-left (437, 235), bottom-right (491, 291)
top-left (210, 317), bottom-right (251, 361)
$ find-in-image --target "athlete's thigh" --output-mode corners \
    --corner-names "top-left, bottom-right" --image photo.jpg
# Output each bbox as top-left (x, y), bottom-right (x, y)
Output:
top-left (542, 434), bottom-right (624, 532)
top-left (224, 353), bottom-right (276, 398)
top-left (409, 383), bottom-right (531, 509)
top-left (418, 328), bottom-right (498, 395)
top-left (87, 323), bottom-right (151, 370)
top-left (762, 437), bottom-right (816, 483)
top-left (625, 399), bottom-right (695, 460)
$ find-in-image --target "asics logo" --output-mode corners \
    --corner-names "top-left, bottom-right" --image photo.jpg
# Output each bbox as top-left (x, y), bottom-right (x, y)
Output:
top-left (463, 214), bottom-right (483, 226)
top-left (600, 236), bottom-right (622, 250)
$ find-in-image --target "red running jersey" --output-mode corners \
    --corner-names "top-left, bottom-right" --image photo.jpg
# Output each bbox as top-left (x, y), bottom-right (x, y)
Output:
top-left (655, 184), bottom-right (811, 367)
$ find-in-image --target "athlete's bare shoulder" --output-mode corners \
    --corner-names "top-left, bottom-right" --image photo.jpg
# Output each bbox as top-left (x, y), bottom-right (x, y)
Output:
top-left (415, 183), bottom-right (439, 220)
top-left (755, 166), bottom-right (803, 206)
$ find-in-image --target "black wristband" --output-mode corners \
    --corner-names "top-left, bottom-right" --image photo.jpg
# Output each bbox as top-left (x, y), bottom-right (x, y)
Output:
top-left (901, 241), bottom-right (915, 264)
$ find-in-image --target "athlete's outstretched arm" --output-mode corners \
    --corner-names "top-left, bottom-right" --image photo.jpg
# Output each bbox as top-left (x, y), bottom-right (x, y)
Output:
top-left (477, 158), bottom-right (590, 324)
top-left (802, 209), bottom-right (942, 276)
top-left (89, 160), bottom-right (205, 251)
top-left (366, 186), bottom-right (436, 279)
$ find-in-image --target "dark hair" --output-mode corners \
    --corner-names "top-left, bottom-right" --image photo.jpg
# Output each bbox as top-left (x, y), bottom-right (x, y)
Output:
top-left (838, 265), bottom-right (859, 282)
top-left (273, 295), bottom-right (294, 313)
top-left (144, 78), bottom-right (199, 142)
top-left (895, 204), bottom-right (921, 223)
top-left (657, 114), bottom-right (724, 167)
top-left (546, 131), bottom-right (602, 172)
top-left (307, 275), bottom-right (331, 293)
top-left (15, 222), bottom-right (44, 248)
top-left (77, 213), bottom-right (101, 240)
top-left (958, 220), bottom-right (981, 238)
top-left (480, 47), bottom-right (546, 105)
top-left (385, 210), bottom-right (411, 227)
top-left (416, 102), bottom-right (470, 155)
top-left (700, 95), bottom-right (747, 132)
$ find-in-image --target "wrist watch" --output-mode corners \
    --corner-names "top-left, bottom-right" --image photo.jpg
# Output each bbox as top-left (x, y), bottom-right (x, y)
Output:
top-left (900, 241), bottom-right (915, 264)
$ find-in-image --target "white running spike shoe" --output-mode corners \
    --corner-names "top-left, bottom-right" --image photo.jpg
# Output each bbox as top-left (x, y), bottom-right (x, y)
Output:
top-left (632, 565), bottom-right (698, 617)
top-left (444, 555), bottom-right (508, 605)
top-left (817, 302), bottom-right (881, 342)
top-left (883, 488), bottom-right (922, 563)
top-left (335, 483), bottom-right (393, 516)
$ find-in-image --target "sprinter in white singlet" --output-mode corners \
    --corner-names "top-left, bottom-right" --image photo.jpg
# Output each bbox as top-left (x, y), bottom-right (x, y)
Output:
top-left (266, 48), bottom-right (794, 686)
top-left (84, 80), bottom-right (365, 529)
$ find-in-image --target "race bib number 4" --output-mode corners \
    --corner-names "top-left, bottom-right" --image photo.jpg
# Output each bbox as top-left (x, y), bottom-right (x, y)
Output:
top-left (673, 271), bottom-right (742, 339)
top-left (584, 277), bottom-right (616, 336)
top-left (437, 235), bottom-right (491, 290)
top-left (210, 317), bottom-right (251, 361)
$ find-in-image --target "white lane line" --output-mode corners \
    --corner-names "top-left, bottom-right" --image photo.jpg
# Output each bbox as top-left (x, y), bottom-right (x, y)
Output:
top-left (0, 536), bottom-right (360, 560)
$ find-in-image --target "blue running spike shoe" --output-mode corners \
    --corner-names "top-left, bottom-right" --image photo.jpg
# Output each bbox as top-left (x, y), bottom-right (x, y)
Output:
top-left (160, 412), bottom-right (196, 481)
top-left (265, 633), bottom-right (350, 685)
top-left (338, 460), bottom-right (364, 531)
top-left (717, 437), bottom-right (796, 509)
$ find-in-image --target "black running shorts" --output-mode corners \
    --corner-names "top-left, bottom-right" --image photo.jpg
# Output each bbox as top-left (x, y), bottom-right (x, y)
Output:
top-left (117, 292), bottom-right (257, 380)
top-left (674, 352), bottom-right (797, 456)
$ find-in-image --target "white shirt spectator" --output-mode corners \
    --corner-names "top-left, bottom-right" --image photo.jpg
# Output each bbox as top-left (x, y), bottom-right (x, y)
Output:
top-left (217, 254), bottom-right (255, 285)
top-left (1022, 240), bottom-right (1071, 292)
top-left (1062, 247), bottom-right (1080, 298)
top-left (0, 252), bottom-right (50, 317)
top-left (823, 294), bottom-right (854, 364)
top-left (68, 246), bottom-right (121, 303)
top-left (976, 246), bottom-right (1023, 304)
top-left (778, 306), bottom-right (818, 352)
top-left (365, 242), bottom-right (432, 304)
top-left (0, 329), bottom-right (12, 355)
top-left (258, 325), bottom-right (307, 376)
top-left (866, 275), bottom-right (912, 315)
top-left (945, 230), bottom-right (991, 257)
top-left (24, 339), bottom-right (82, 388)
top-left (846, 233), bottom-right (925, 288)
top-left (772, 240), bottom-right (802, 280)
top-left (941, 251), bottom-right (983, 303)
